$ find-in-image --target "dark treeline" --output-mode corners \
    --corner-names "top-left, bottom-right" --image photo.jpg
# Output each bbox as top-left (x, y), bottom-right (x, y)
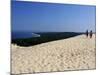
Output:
top-left (12, 32), bottom-right (83, 47)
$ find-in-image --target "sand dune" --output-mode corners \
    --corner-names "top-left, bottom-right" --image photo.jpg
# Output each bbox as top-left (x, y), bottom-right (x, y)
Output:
top-left (11, 34), bottom-right (96, 74)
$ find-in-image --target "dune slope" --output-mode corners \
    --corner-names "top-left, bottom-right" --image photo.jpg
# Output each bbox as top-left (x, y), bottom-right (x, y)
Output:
top-left (11, 34), bottom-right (96, 74)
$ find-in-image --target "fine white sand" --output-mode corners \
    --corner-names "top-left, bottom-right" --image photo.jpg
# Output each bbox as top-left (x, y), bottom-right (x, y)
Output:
top-left (11, 34), bottom-right (96, 74)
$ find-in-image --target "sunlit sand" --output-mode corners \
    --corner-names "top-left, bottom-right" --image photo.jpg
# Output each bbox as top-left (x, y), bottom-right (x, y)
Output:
top-left (11, 34), bottom-right (96, 74)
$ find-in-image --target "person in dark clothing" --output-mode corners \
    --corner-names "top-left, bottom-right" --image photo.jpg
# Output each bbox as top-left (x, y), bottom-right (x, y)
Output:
top-left (86, 30), bottom-right (88, 37)
top-left (90, 30), bottom-right (93, 38)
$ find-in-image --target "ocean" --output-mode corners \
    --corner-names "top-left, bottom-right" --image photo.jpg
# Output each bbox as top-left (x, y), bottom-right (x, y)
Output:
top-left (12, 31), bottom-right (40, 39)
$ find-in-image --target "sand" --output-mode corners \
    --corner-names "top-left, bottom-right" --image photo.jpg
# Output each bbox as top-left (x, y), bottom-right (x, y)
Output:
top-left (11, 34), bottom-right (96, 74)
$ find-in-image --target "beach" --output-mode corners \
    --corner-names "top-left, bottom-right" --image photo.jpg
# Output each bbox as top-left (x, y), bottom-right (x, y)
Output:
top-left (11, 34), bottom-right (96, 74)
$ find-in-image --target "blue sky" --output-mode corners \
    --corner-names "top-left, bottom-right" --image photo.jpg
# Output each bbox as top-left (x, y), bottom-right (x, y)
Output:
top-left (11, 1), bottom-right (96, 32)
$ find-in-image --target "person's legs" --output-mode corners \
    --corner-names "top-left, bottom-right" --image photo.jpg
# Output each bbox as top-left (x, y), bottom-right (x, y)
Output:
top-left (90, 33), bottom-right (92, 38)
top-left (86, 34), bottom-right (88, 37)
top-left (86, 32), bottom-right (88, 37)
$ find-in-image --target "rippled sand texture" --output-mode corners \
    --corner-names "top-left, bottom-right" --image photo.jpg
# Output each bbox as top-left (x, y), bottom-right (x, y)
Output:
top-left (11, 34), bottom-right (96, 74)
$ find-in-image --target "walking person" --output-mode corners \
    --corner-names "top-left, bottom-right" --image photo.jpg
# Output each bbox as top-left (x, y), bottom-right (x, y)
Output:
top-left (86, 30), bottom-right (88, 37)
top-left (90, 30), bottom-right (93, 38)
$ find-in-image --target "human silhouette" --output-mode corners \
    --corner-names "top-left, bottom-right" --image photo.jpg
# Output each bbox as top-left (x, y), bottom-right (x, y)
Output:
top-left (90, 30), bottom-right (93, 38)
top-left (86, 30), bottom-right (88, 37)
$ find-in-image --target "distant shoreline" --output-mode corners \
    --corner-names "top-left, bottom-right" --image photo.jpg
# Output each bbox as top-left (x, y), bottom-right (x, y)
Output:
top-left (12, 32), bottom-right (83, 46)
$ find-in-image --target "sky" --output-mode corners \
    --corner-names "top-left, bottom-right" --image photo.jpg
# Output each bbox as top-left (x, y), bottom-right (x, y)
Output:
top-left (11, 1), bottom-right (96, 32)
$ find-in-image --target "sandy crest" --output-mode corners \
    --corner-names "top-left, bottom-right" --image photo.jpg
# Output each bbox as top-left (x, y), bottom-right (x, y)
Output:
top-left (11, 34), bottom-right (96, 74)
